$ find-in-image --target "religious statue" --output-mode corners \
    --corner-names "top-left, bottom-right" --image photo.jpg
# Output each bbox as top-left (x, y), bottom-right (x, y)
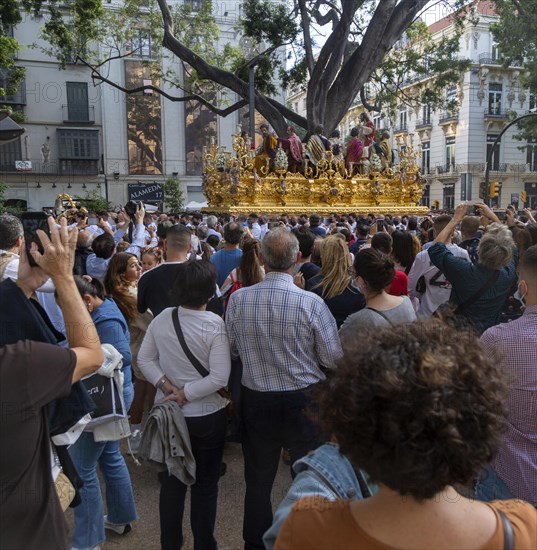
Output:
top-left (305, 125), bottom-right (330, 166)
top-left (378, 131), bottom-right (393, 171)
top-left (41, 142), bottom-right (51, 163)
top-left (359, 112), bottom-right (377, 158)
top-left (345, 127), bottom-right (364, 175)
top-left (329, 130), bottom-right (344, 163)
top-left (277, 126), bottom-right (304, 173)
top-left (254, 124), bottom-right (277, 173)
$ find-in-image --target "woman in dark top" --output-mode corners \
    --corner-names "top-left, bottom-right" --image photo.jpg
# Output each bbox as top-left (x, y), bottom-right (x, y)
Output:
top-left (307, 235), bottom-right (365, 327)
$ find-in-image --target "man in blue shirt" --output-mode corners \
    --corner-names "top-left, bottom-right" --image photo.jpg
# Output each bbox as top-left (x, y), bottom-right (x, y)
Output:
top-left (211, 222), bottom-right (244, 287)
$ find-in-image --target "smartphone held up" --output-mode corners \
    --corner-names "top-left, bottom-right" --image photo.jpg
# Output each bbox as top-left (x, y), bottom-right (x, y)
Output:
top-left (21, 212), bottom-right (51, 267)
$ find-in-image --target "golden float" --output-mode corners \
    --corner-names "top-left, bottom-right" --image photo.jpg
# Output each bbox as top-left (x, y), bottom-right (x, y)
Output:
top-left (202, 135), bottom-right (429, 215)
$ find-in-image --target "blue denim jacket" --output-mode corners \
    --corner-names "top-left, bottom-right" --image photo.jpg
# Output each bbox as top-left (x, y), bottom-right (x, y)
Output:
top-left (263, 443), bottom-right (370, 549)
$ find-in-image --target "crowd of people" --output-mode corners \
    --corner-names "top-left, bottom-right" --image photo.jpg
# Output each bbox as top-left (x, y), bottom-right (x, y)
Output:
top-left (0, 199), bottom-right (536, 550)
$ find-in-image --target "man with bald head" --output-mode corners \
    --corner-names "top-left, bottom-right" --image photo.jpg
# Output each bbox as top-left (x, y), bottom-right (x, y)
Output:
top-left (226, 228), bottom-right (341, 549)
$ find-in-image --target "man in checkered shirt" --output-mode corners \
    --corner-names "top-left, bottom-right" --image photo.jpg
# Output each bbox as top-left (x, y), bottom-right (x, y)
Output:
top-left (478, 244), bottom-right (537, 506)
top-left (226, 228), bottom-right (342, 549)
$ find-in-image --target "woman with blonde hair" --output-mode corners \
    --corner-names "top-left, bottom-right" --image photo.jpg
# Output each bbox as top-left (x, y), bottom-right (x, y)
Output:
top-left (306, 235), bottom-right (365, 327)
top-left (104, 252), bottom-right (153, 449)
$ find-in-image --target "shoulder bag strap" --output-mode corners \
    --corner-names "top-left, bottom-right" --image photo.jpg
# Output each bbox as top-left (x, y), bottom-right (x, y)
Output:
top-left (366, 306), bottom-right (395, 327)
top-left (498, 509), bottom-right (514, 550)
top-left (172, 307), bottom-right (209, 378)
top-left (455, 270), bottom-right (500, 313)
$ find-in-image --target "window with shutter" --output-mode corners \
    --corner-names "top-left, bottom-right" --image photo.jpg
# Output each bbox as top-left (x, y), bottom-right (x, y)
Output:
top-left (66, 82), bottom-right (89, 122)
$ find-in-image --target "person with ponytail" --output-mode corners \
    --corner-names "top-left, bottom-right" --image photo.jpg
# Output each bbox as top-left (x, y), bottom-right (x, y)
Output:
top-left (104, 253), bottom-right (153, 451)
top-left (221, 238), bottom-right (264, 303)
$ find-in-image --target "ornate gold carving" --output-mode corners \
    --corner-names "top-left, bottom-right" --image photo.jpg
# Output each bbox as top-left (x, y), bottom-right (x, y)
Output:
top-left (202, 135), bottom-right (430, 215)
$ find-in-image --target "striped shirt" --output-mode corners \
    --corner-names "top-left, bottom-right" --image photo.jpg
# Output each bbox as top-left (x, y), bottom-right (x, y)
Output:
top-left (226, 272), bottom-right (342, 392)
top-left (480, 305), bottom-right (537, 505)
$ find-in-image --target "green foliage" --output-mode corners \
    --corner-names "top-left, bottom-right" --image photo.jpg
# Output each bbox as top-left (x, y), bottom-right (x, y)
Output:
top-left (368, 21), bottom-right (470, 121)
top-left (0, 181), bottom-right (8, 215)
top-left (162, 177), bottom-right (185, 213)
top-left (21, 0), bottom-right (104, 67)
top-left (491, 0), bottom-right (537, 92)
top-left (490, 0), bottom-right (537, 142)
top-left (0, 2), bottom-right (26, 117)
top-left (75, 189), bottom-right (110, 213)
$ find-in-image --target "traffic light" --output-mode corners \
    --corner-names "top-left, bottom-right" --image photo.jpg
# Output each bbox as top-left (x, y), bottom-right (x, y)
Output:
top-left (489, 181), bottom-right (500, 199)
top-left (432, 200), bottom-right (439, 210)
top-left (521, 191), bottom-right (527, 204)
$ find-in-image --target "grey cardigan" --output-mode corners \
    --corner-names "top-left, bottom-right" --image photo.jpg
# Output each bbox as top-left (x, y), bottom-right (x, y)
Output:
top-left (138, 401), bottom-right (196, 485)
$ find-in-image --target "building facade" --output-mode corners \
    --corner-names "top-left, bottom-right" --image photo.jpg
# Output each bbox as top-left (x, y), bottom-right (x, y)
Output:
top-left (1, 1), bottom-right (285, 211)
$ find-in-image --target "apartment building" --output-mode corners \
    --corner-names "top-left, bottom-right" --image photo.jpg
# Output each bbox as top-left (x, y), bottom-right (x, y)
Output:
top-left (1, 1), bottom-right (285, 210)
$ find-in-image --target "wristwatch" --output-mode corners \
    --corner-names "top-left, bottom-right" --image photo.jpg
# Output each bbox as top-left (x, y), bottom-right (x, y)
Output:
top-left (156, 376), bottom-right (168, 390)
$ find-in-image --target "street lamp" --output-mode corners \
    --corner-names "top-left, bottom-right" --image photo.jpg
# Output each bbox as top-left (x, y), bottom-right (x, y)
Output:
top-left (239, 37), bottom-right (264, 142)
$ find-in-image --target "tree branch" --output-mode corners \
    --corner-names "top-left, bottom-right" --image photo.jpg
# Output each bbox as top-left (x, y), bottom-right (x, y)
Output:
top-left (266, 98), bottom-right (308, 128)
top-left (326, 0), bottom-right (429, 127)
top-left (510, 0), bottom-right (527, 17)
top-left (360, 87), bottom-right (380, 112)
top-left (77, 56), bottom-right (248, 117)
top-left (155, 0), bottom-right (295, 134)
top-left (297, 0), bottom-right (315, 77)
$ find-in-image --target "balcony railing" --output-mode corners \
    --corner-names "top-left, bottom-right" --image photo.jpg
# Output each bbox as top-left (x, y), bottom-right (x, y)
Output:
top-left (415, 118), bottom-right (432, 129)
top-left (62, 104), bottom-right (95, 123)
top-left (437, 163), bottom-right (458, 175)
top-left (484, 109), bottom-right (510, 118)
top-left (0, 158), bottom-right (99, 175)
top-left (439, 112), bottom-right (459, 124)
top-left (393, 124), bottom-right (408, 134)
top-left (487, 162), bottom-right (508, 172)
top-left (478, 52), bottom-right (524, 68)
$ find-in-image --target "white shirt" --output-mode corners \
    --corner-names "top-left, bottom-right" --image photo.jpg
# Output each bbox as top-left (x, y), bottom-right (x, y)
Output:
top-left (249, 222), bottom-right (262, 239)
top-left (259, 223), bottom-right (269, 240)
top-left (137, 307), bottom-right (231, 417)
top-left (408, 244), bottom-right (470, 318)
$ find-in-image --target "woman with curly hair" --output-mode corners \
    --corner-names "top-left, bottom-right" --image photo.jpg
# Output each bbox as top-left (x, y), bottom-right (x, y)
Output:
top-left (104, 252), bottom-right (153, 449)
top-left (274, 321), bottom-right (537, 549)
top-left (306, 235), bottom-right (365, 328)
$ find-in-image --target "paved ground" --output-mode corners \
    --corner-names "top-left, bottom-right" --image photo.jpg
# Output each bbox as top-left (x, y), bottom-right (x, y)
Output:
top-left (66, 442), bottom-right (292, 550)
